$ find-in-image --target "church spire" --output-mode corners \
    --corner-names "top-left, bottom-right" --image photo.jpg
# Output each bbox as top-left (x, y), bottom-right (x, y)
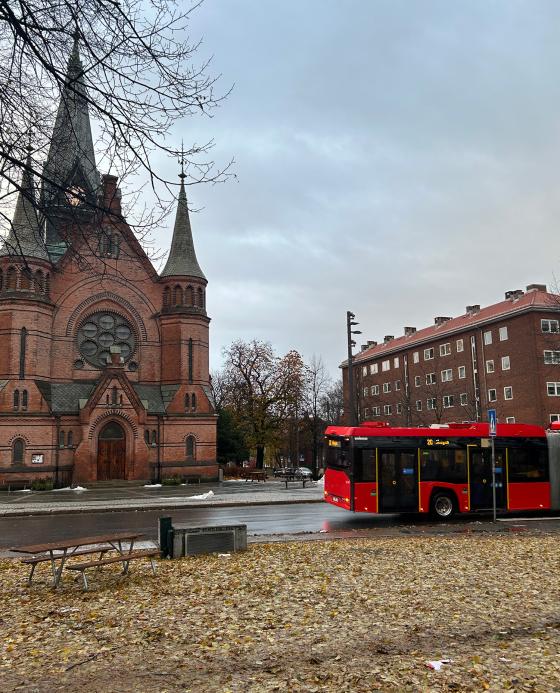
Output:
top-left (160, 159), bottom-right (206, 279)
top-left (41, 32), bottom-right (100, 215)
top-left (0, 146), bottom-right (48, 260)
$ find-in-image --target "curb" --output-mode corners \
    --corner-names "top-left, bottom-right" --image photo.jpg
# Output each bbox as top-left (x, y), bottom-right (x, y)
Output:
top-left (0, 497), bottom-right (325, 517)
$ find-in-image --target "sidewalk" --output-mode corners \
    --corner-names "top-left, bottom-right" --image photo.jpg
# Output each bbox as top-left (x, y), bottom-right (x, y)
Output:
top-left (0, 479), bottom-right (324, 516)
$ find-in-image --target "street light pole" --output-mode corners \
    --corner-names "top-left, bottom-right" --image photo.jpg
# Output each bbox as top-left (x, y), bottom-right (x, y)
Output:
top-left (346, 311), bottom-right (362, 426)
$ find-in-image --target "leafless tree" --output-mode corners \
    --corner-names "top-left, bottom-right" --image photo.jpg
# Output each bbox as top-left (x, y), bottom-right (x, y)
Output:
top-left (0, 0), bottom-right (231, 262)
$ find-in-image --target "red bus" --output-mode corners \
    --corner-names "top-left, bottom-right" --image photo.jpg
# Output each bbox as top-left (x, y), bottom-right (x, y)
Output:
top-left (324, 421), bottom-right (560, 519)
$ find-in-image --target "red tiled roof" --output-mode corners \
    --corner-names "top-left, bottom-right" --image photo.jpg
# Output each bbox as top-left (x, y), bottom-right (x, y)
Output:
top-left (349, 289), bottom-right (559, 366)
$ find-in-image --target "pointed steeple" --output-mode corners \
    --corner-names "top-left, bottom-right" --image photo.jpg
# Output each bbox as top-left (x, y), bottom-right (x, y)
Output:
top-left (41, 33), bottom-right (100, 214)
top-left (0, 147), bottom-right (49, 260)
top-left (161, 169), bottom-right (206, 280)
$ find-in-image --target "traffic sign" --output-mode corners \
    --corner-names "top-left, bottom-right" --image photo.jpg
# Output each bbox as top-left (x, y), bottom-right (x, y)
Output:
top-left (488, 409), bottom-right (497, 437)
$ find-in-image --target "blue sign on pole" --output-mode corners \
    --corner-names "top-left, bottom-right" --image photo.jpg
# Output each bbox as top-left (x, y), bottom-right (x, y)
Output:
top-left (488, 409), bottom-right (497, 437)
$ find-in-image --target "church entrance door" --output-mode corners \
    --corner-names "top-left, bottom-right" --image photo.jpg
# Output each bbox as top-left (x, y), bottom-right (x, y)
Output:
top-left (97, 422), bottom-right (126, 480)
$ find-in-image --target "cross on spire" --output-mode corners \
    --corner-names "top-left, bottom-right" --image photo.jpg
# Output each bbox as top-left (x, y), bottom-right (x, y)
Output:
top-left (178, 141), bottom-right (186, 180)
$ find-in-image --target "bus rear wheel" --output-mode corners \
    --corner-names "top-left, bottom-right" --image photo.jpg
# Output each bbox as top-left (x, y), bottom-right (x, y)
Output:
top-left (431, 492), bottom-right (456, 520)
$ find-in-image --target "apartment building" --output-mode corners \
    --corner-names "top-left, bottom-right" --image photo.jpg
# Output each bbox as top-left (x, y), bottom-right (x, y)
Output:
top-left (342, 284), bottom-right (560, 427)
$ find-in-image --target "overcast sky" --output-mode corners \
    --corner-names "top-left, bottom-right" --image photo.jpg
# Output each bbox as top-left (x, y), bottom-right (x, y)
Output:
top-left (154, 0), bottom-right (560, 379)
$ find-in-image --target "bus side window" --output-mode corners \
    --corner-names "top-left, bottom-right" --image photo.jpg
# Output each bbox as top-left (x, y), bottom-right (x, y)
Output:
top-left (509, 448), bottom-right (549, 482)
top-left (421, 449), bottom-right (467, 483)
top-left (354, 449), bottom-right (376, 482)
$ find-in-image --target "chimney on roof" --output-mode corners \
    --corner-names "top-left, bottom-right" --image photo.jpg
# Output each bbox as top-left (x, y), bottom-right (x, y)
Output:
top-left (404, 326), bottom-right (416, 337)
top-left (360, 344), bottom-right (368, 352)
top-left (526, 283), bottom-right (547, 293)
top-left (383, 335), bottom-right (394, 344)
top-left (367, 340), bottom-right (377, 348)
top-left (434, 316), bottom-right (451, 326)
top-left (505, 289), bottom-right (524, 300)
top-left (466, 305), bottom-right (480, 315)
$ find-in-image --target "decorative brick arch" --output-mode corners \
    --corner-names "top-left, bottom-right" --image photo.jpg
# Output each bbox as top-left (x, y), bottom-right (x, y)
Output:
top-left (66, 292), bottom-right (148, 341)
top-left (8, 433), bottom-right (31, 445)
top-left (88, 410), bottom-right (139, 439)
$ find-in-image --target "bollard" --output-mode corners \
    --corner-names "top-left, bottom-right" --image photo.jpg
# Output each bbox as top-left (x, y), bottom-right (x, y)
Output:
top-left (158, 516), bottom-right (173, 558)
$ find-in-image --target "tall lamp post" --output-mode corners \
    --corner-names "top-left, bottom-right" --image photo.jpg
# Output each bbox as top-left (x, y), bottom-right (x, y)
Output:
top-left (346, 311), bottom-right (362, 426)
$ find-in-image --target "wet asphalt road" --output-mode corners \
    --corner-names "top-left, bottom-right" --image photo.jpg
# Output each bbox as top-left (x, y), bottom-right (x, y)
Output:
top-left (2, 503), bottom-right (560, 552)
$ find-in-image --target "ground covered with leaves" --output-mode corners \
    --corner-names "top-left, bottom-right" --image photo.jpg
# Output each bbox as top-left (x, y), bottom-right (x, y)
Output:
top-left (1, 534), bottom-right (559, 692)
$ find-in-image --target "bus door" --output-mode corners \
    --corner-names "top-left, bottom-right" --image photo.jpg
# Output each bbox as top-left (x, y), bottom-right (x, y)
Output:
top-left (379, 450), bottom-right (418, 512)
top-left (468, 447), bottom-right (506, 511)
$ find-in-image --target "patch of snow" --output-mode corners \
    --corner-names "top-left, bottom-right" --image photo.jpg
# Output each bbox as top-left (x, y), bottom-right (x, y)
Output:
top-left (52, 486), bottom-right (88, 492)
top-left (425, 659), bottom-right (452, 671)
top-left (15, 489), bottom-right (32, 493)
top-left (144, 483), bottom-right (162, 488)
top-left (188, 490), bottom-right (214, 500)
top-left (316, 475), bottom-right (325, 487)
top-left (218, 553), bottom-right (231, 558)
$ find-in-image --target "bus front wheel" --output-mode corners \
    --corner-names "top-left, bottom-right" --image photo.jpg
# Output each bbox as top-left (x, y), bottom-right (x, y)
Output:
top-left (431, 492), bottom-right (456, 520)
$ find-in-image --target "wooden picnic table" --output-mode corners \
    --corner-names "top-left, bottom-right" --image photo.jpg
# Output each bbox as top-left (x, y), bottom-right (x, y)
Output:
top-left (11, 531), bottom-right (145, 588)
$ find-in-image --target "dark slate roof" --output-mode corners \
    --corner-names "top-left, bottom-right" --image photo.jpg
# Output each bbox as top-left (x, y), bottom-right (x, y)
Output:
top-left (41, 38), bottom-right (100, 217)
top-left (133, 384), bottom-right (180, 413)
top-left (160, 178), bottom-right (206, 279)
top-left (0, 150), bottom-right (49, 260)
top-left (35, 381), bottom-right (96, 413)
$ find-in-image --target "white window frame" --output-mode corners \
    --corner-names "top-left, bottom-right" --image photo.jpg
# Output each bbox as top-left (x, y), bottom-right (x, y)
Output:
top-left (504, 386), bottom-right (513, 400)
top-left (382, 360), bottom-right (390, 372)
top-left (424, 348), bottom-right (434, 360)
top-left (550, 414), bottom-right (560, 423)
top-left (426, 373), bottom-right (436, 385)
top-left (460, 393), bottom-right (468, 406)
top-left (443, 395), bottom-right (454, 408)
top-left (506, 416), bottom-right (515, 424)
top-left (395, 380), bottom-right (401, 391)
top-left (363, 387), bottom-right (369, 397)
top-left (394, 357), bottom-right (399, 368)
top-left (483, 330), bottom-right (492, 345)
top-left (363, 408), bottom-right (369, 418)
top-left (499, 326), bottom-right (508, 341)
top-left (383, 382), bottom-right (391, 393)
top-left (414, 375), bottom-right (421, 387)
top-left (501, 356), bottom-right (510, 370)
top-left (362, 366), bottom-right (368, 377)
top-left (458, 365), bottom-right (466, 379)
top-left (488, 388), bottom-right (497, 402)
top-left (372, 406), bottom-right (380, 416)
top-left (396, 403), bottom-right (402, 414)
top-left (416, 400), bottom-right (422, 411)
top-left (486, 360), bottom-right (494, 374)
top-left (441, 368), bottom-right (453, 383)
top-left (439, 343), bottom-right (451, 356)
top-left (547, 382), bottom-right (560, 396)
top-left (544, 351), bottom-right (560, 365)
top-left (371, 384), bottom-right (379, 395)
top-left (427, 398), bottom-right (436, 410)
top-left (542, 319), bottom-right (560, 334)
top-left (370, 363), bottom-right (378, 374)
top-left (383, 404), bottom-right (392, 415)
top-left (413, 351), bottom-right (420, 364)
top-left (456, 339), bottom-right (464, 352)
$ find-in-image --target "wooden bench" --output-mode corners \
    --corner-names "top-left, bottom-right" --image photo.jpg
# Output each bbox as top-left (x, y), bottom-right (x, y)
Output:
top-left (245, 470), bottom-right (266, 482)
top-left (66, 549), bottom-right (159, 590)
top-left (21, 547), bottom-right (111, 585)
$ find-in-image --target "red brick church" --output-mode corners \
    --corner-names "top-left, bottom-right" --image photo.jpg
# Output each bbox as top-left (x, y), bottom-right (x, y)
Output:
top-left (0, 41), bottom-right (218, 485)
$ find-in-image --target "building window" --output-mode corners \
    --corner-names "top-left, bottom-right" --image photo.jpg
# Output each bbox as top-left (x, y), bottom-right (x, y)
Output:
top-left (415, 375), bottom-right (421, 387)
top-left (372, 406), bottom-right (380, 416)
top-left (504, 386), bottom-right (513, 400)
top-left (382, 382), bottom-right (391, 393)
top-left (488, 389), bottom-right (497, 402)
top-left (441, 369), bottom-right (453, 382)
top-left (21, 389), bottom-right (28, 410)
top-left (486, 360), bottom-right (494, 374)
top-left (502, 356), bottom-right (511, 370)
top-left (456, 339), bottom-right (464, 352)
top-left (394, 381), bottom-right (400, 391)
top-left (396, 403), bottom-right (403, 414)
top-left (144, 430), bottom-right (150, 444)
top-left (12, 438), bottom-right (24, 464)
top-left (151, 430), bottom-right (157, 445)
top-left (439, 343), bottom-right (451, 356)
top-left (542, 319), bottom-right (559, 334)
top-left (371, 385), bottom-right (379, 395)
top-left (443, 395), bottom-right (454, 408)
top-left (458, 366), bottom-right (466, 379)
top-left (13, 389), bottom-right (19, 410)
top-left (413, 352), bottom-right (419, 364)
top-left (416, 400), bottom-right (422, 411)
top-left (427, 398), bottom-right (436, 410)
top-left (382, 360), bottom-right (390, 372)
top-left (362, 366), bottom-right (367, 377)
top-left (460, 393), bottom-right (468, 406)
top-left (544, 351), bottom-right (560, 365)
top-left (67, 431), bottom-right (73, 447)
top-left (394, 357), bottom-right (399, 368)
top-left (59, 430), bottom-right (65, 448)
top-left (383, 404), bottom-right (392, 415)
top-left (426, 372), bottom-right (436, 385)
top-left (363, 408), bottom-right (369, 418)
top-left (499, 326), bottom-right (508, 341)
top-left (424, 348), bottom-right (434, 360)
top-left (186, 435), bottom-right (196, 460)
top-left (550, 414), bottom-right (560, 423)
top-left (506, 417), bottom-right (516, 423)
top-left (363, 387), bottom-right (369, 397)
top-left (483, 331), bottom-right (492, 345)
top-left (370, 363), bottom-right (378, 374)
top-left (547, 382), bottom-right (560, 396)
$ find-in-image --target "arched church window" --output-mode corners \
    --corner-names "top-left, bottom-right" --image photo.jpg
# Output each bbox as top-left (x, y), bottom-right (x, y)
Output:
top-left (7, 267), bottom-right (16, 290)
top-left (35, 270), bottom-right (44, 294)
top-left (59, 430), bottom-right (65, 448)
top-left (197, 288), bottom-right (203, 308)
top-left (22, 390), bottom-right (28, 410)
top-left (184, 393), bottom-right (189, 411)
top-left (20, 269), bottom-right (32, 290)
top-left (186, 435), bottom-right (196, 461)
top-left (45, 274), bottom-right (50, 296)
top-left (191, 393), bottom-right (196, 411)
top-left (185, 286), bottom-right (193, 305)
top-left (67, 431), bottom-right (73, 447)
top-left (163, 287), bottom-right (170, 307)
top-left (173, 285), bottom-right (182, 306)
top-left (12, 438), bottom-right (24, 464)
top-left (151, 430), bottom-right (157, 445)
top-left (13, 390), bottom-right (19, 410)
top-left (112, 386), bottom-right (118, 405)
top-left (144, 430), bottom-right (150, 445)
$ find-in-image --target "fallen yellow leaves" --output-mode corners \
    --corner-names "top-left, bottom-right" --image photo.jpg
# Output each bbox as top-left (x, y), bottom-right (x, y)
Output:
top-left (0, 534), bottom-right (559, 691)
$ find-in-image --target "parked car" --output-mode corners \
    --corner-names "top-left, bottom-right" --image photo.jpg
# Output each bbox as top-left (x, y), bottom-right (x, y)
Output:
top-left (294, 467), bottom-right (313, 478)
top-left (273, 467), bottom-right (296, 477)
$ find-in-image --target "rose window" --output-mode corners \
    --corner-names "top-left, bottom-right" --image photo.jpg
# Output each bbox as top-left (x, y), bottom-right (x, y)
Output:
top-left (77, 312), bottom-right (135, 368)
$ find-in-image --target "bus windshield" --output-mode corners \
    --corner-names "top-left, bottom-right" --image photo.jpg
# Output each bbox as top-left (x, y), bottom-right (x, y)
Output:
top-left (325, 438), bottom-right (351, 469)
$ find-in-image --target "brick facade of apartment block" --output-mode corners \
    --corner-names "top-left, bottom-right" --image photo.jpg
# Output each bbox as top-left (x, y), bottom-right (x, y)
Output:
top-left (342, 285), bottom-right (560, 428)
